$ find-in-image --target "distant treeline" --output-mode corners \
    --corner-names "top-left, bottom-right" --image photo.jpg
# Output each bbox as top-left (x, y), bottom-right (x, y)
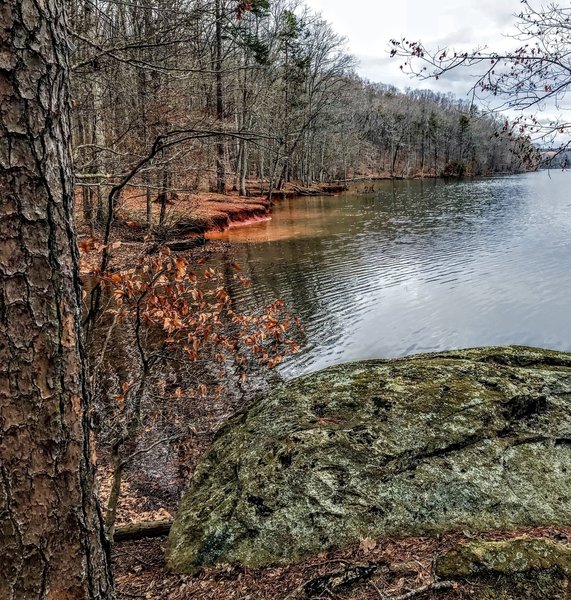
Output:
top-left (70, 0), bottom-right (532, 226)
top-left (539, 150), bottom-right (571, 169)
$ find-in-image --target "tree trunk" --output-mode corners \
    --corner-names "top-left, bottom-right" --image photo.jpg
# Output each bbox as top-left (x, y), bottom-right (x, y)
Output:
top-left (239, 140), bottom-right (248, 196)
top-left (0, 1), bottom-right (114, 598)
top-left (158, 165), bottom-right (169, 226)
top-left (215, 0), bottom-right (226, 194)
top-left (392, 143), bottom-right (401, 176)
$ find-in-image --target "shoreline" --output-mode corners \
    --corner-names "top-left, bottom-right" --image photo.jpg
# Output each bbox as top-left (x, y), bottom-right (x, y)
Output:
top-left (79, 171), bottom-right (530, 261)
top-left (143, 173), bottom-right (527, 238)
top-left (114, 182), bottom-right (348, 240)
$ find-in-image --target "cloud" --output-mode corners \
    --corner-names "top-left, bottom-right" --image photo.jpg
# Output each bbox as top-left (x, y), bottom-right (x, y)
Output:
top-left (306, 0), bottom-right (571, 133)
top-left (304, 0), bottom-right (522, 96)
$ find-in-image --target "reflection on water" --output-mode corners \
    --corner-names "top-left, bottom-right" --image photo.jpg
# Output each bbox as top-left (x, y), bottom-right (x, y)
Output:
top-left (210, 172), bottom-right (571, 378)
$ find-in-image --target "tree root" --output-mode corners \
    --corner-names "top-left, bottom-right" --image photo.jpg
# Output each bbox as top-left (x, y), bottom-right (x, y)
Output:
top-left (288, 560), bottom-right (453, 600)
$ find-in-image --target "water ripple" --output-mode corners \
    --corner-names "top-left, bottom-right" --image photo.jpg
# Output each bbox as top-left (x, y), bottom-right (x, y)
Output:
top-left (216, 171), bottom-right (571, 378)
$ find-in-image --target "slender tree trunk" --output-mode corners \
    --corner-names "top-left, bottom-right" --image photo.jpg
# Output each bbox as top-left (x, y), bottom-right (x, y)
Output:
top-left (158, 166), bottom-right (169, 226)
top-left (259, 147), bottom-right (265, 181)
top-left (145, 175), bottom-right (153, 228)
top-left (319, 137), bottom-right (327, 182)
top-left (0, 1), bottom-right (114, 597)
top-left (80, 182), bottom-right (93, 224)
top-left (89, 69), bottom-right (107, 228)
top-left (76, 115), bottom-right (94, 227)
top-left (392, 143), bottom-right (401, 176)
top-left (137, 72), bottom-right (153, 228)
top-left (233, 141), bottom-right (242, 192)
top-left (215, 0), bottom-right (226, 194)
top-left (239, 141), bottom-right (248, 196)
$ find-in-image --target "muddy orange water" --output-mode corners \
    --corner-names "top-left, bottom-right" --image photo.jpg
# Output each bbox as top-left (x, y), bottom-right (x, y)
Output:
top-left (209, 173), bottom-right (571, 378)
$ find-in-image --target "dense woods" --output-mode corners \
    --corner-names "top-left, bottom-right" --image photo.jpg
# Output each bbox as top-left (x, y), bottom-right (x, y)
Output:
top-left (69, 0), bottom-right (530, 230)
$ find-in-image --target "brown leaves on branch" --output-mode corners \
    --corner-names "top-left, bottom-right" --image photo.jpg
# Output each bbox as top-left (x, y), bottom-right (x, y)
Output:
top-left (235, 0), bottom-right (254, 19)
top-left (92, 248), bottom-right (302, 392)
top-left (389, 1), bottom-right (571, 134)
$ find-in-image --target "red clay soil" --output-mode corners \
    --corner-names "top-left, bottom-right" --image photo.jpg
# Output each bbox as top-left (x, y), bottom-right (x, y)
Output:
top-left (118, 188), bottom-right (271, 235)
top-left (113, 182), bottom-right (348, 237)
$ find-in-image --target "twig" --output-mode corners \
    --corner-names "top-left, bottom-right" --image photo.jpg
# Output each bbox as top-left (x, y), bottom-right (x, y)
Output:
top-left (369, 580), bottom-right (385, 596)
top-left (119, 434), bottom-right (185, 468)
top-left (113, 548), bottom-right (159, 568)
top-left (375, 580), bottom-right (454, 600)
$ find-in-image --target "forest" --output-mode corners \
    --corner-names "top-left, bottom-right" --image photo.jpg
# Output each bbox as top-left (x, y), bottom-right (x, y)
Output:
top-left (70, 0), bottom-right (531, 232)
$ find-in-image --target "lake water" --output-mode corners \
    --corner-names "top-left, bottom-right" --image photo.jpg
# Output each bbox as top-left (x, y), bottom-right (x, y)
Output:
top-left (209, 171), bottom-right (571, 378)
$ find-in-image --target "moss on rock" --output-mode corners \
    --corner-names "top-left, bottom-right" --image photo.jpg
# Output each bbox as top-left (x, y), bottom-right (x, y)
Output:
top-left (167, 346), bottom-right (571, 573)
top-left (436, 538), bottom-right (571, 599)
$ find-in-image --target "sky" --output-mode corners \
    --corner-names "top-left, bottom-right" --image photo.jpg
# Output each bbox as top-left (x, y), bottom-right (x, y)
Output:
top-left (304, 0), bottom-right (522, 99)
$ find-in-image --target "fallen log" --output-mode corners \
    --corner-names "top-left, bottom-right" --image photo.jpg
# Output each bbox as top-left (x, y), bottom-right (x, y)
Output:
top-left (114, 519), bottom-right (173, 542)
top-left (164, 237), bottom-right (206, 252)
top-left (145, 236), bottom-right (206, 254)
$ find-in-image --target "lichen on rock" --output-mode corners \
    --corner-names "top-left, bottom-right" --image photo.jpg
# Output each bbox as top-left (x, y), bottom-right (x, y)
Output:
top-left (436, 538), bottom-right (571, 599)
top-left (436, 537), bottom-right (571, 578)
top-left (167, 346), bottom-right (571, 573)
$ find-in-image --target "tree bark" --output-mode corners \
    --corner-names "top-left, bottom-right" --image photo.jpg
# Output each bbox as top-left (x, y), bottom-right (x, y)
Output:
top-left (0, 1), bottom-right (114, 598)
top-left (215, 0), bottom-right (226, 194)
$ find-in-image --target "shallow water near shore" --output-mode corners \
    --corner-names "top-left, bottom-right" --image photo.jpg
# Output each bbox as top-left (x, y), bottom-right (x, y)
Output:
top-left (210, 171), bottom-right (571, 378)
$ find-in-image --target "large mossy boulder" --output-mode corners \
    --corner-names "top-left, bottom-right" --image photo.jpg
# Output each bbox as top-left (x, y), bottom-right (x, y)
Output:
top-left (167, 346), bottom-right (571, 572)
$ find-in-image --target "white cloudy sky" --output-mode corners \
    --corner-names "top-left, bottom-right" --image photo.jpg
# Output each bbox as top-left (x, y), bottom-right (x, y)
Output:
top-left (304, 0), bottom-right (522, 98)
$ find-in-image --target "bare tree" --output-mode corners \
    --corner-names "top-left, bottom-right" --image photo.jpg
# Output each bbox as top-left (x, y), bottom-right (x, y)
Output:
top-left (391, 0), bottom-right (571, 154)
top-left (67, 0), bottom-right (528, 218)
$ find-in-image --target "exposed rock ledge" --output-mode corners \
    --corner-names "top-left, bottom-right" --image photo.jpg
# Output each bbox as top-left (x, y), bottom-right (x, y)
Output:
top-left (167, 346), bottom-right (571, 573)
